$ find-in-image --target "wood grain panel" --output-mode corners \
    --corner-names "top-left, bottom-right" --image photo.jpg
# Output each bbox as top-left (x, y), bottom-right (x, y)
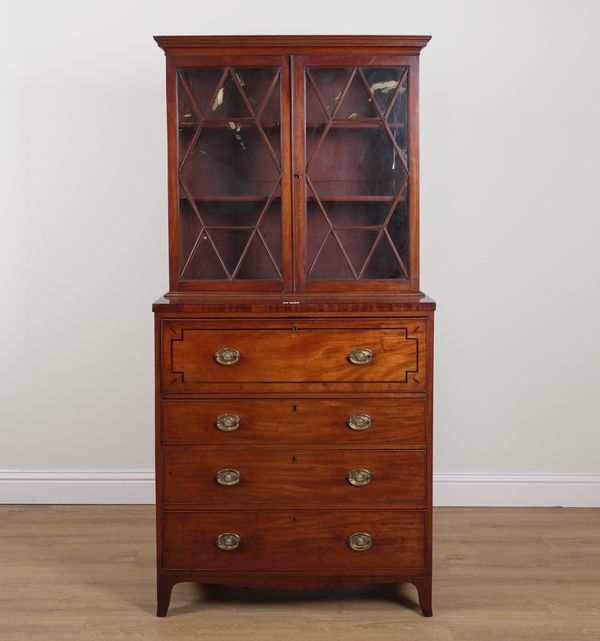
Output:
top-left (162, 397), bottom-right (426, 444)
top-left (162, 510), bottom-right (425, 571)
top-left (162, 448), bottom-right (426, 506)
top-left (161, 318), bottom-right (426, 392)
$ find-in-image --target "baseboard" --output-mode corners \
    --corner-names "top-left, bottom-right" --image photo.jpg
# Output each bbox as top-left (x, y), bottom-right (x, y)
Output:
top-left (433, 473), bottom-right (600, 507)
top-left (0, 470), bottom-right (155, 504)
top-left (0, 470), bottom-right (598, 506)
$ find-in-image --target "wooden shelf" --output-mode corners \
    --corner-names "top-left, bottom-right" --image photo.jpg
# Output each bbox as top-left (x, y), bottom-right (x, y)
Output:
top-left (308, 195), bottom-right (396, 202)
top-left (181, 195), bottom-right (398, 202)
top-left (202, 225), bottom-right (257, 230)
top-left (180, 195), bottom-right (278, 202)
top-left (179, 120), bottom-right (403, 130)
top-left (306, 121), bottom-right (405, 129)
top-left (179, 120), bottom-right (280, 129)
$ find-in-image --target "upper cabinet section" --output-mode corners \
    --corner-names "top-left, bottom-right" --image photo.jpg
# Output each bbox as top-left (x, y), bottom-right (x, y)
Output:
top-left (155, 36), bottom-right (430, 295)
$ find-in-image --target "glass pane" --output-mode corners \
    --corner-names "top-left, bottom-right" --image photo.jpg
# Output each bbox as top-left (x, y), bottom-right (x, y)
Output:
top-left (178, 68), bottom-right (224, 122)
top-left (259, 201), bottom-right (282, 270)
top-left (178, 201), bottom-right (206, 277)
top-left (306, 196), bottom-right (331, 270)
top-left (204, 72), bottom-right (251, 119)
top-left (197, 201), bottom-right (263, 228)
top-left (237, 235), bottom-right (280, 279)
top-left (177, 66), bottom-right (282, 281)
top-left (180, 127), bottom-right (279, 198)
top-left (323, 201), bottom-right (390, 227)
top-left (259, 75), bottom-right (281, 163)
top-left (387, 198), bottom-right (409, 274)
top-left (234, 68), bottom-right (277, 115)
top-left (308, 127), bottom-right (406, 197)
top-left (181, 234), bottom-right (228, 280)
top-left (310, 234), bottom-right (354, 280)
top-left (335, 74), bottom-right (379, 119)
top-left (308, 68), bottom-right (352, 116)
top-left (209, 229), bottom-right (253, 274)
top-left (305, 64), bottom-right (409, 282)
top-left (336, 229), bottom-right (380, 274)
top-left (362, 236), bottom-right (405, 279)
top-left (361, 67), bottom-right (404, 113)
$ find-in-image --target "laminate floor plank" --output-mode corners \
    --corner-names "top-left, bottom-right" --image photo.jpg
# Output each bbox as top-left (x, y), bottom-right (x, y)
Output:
top-left (0, 506), bottom-right (598, 640)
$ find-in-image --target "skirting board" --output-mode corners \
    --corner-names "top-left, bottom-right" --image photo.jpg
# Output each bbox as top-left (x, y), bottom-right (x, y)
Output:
top-left (0, 471), bottom-right (599, 506)
top-left (0, 471), bottom-right (155, 505)
top-left (433, 473), bottom-right (600, 508)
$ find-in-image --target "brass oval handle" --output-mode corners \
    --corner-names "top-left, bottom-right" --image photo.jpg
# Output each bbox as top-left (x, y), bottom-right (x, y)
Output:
top-left (216, 532), bottom-right (241, 550)
top-left (348, 532), bottom-right (373, 551)
top-left (347, 413), bottom-right (373, 431)
top-left (347, 469), bottom-right (373, 487)
top-left (216, 469), bottom-right (241, 486)
top-left (215, 348), bottom-right (240, 366)
top-left (215, 414), bottom-right (241, 432)
top-left (348, 348), bottom-right (373, 365)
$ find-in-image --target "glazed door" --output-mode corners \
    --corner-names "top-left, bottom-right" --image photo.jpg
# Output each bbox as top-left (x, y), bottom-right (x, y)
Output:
top-left (170, 56), bottom-right (292, 291)
top-left (293, 56), bottom-right (419, 292)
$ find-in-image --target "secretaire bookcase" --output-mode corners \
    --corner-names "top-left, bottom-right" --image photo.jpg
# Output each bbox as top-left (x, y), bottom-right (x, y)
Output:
top-left (153, 35), bottom-right (434, 617)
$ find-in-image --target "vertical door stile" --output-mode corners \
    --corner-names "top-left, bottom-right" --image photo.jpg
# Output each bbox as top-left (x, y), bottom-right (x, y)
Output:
top-left (292, 55), bottom-right (305, 292)
top-left (280, 55), bottom-right (294, 292)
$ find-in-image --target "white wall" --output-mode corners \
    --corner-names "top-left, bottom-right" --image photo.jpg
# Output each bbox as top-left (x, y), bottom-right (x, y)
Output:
top-left (1, 1), bottom-right (599, 503)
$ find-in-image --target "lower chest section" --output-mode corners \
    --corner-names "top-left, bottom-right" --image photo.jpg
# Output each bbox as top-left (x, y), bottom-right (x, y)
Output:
top-left (156, 314), bottom-right (432, 574)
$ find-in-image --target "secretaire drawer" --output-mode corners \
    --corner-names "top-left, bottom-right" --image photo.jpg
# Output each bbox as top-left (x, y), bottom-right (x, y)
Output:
top-left (162, 510), bottom-right (426, 571)
top-left (162, 448), bottom-right (426, 506)
top-left (162, 398), bottom-right (427, 444)
top-left (161, 319), bottom-right (427, 392)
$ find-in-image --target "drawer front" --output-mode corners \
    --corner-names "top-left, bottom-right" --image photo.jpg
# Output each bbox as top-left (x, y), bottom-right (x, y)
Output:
top-left (163, 449), bottom-right (426, 506)
top-left (161, 319), bottom-right (427, 392)
top-left (162, 398), bottom-right (426, 444)
top-left (163, 510), bottom-right (425, 571)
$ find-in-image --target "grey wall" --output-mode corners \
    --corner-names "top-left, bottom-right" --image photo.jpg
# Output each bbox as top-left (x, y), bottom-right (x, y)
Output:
top-left (1, 0), bottom-right (599, 475)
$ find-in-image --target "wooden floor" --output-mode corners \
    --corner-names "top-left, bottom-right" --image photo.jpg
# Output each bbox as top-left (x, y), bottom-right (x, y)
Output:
top-left (0, 507), bottom-right (599, 640)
